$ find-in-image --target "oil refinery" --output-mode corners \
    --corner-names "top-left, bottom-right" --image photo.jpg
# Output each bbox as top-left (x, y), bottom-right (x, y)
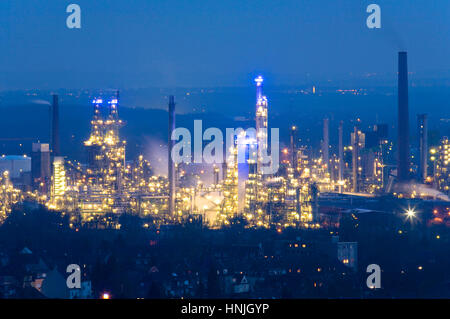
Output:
top-left (0, 52), bottom-right (449, 231)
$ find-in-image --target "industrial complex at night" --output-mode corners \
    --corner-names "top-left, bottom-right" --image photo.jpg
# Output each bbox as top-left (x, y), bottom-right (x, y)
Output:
top-left (0, 1), bottom-right (450, 304)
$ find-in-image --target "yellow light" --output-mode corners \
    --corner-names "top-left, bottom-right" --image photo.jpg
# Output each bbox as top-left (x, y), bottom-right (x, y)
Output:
top-left (405, 208), bottom-right (416, 219)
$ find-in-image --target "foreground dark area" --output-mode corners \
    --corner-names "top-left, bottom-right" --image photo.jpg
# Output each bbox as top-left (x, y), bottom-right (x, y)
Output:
top-left (0, 205), bottom-right (449, 299)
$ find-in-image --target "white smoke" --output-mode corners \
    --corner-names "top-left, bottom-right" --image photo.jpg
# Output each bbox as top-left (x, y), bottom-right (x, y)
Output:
top-left (30, 99), bottom-right (51, 106)
top-left (394, 182), bottom-right (450, 201)
top-left (143, 137), bottom-right (168, 176)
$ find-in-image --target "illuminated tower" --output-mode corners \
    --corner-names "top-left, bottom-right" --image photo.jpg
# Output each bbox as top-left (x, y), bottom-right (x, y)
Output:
top-left (417, 114), bottom-right (428, 182)
top-left (231, 129), bottom-right (258, 217)
top-left (104, 94), bottom-right (126, 192)
top-left (89, 99), bottom-right (103, 140)
top-left (255, 76), bottom-right (269, 176)
top-left (168, 96), bottom-right (176, 216)
top-left (322, 118), bottom-right (330, 172)
top-left (244, 167), bottom-right (258, 216)
top-left (84, 94), bottom-right (126, 194)
top-left (290, 125), bottom-right (298, 174)
top-left (52, 157), bottom-right (66, 197)
top-left (436, 137), bottom-right (449, 194)
top-left (237, 134), bottom-right (250, 214)
top-left (0, 171), bottom-right (14, 224)
top-left (85, 98), bottom-right (104, 172)
top-left (104, 91), bottom-right (124, 146)
top-left (213, 165), bottom-right (220, 186)
top-left (221, 143), bottom-right (238, 221)
top-left (352, 126), bottom-right (360, 193)
top-left (106, 91), bottom-right (122, 140)
top-left (338, 121), bottom-right (344, 192)
top-left (50, 156), bottom-right (66, 209)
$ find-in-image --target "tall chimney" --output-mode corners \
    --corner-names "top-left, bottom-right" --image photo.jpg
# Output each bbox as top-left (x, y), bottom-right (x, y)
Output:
top-left (290, 125), bottom-right (297, 175)
top-left (338, 121), bottom-right (344, 193)
top-left (417, 114), bottom-right (428, 182)
top-left (352, 126), bottom-right (359, 193)
top-left (398, 51), bottom-right (410, 182)
top-left (51, 94), bottom-right (60, 157)
top-left (213, 165), bottom-right (220, 185)
top-left (168, 96), bottom-right (176, 216)
top-left (322, 118), bottom-right (329, 172)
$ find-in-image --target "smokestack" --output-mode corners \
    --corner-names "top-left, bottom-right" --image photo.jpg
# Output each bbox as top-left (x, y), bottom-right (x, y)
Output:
top-left (338, 121), bottom-right (344, 193)
top-left (398, 51), bottom-right (410, 182)
top-left (51, 94), bottom-right (60, 157)
top-left (213, 165), bottom-right (220, 185)
top-left (322, 118), bottom-right (329, 171)
top-left (417, 114), bottom-right (428, 182)
top-left (352, 126), bottom-right (359, 193)
top-left (290, 125), bottom-right (297, 174)
top-left (168, 96), bottom-right (176, 216)
top-left (222, 162), bottom-right (227, 181)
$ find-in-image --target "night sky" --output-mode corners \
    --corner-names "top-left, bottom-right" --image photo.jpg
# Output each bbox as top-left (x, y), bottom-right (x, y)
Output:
top-left (0, 0), bottom-right (449, 89)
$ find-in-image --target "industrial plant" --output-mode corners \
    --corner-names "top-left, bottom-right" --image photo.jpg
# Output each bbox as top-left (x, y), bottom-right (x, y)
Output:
top-left (0, 52), bottom-right (448, 232)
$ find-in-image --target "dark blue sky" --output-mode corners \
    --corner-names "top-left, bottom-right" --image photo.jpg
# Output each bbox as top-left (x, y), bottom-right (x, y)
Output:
top-left (0, 0), bottom-right (449, 89)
